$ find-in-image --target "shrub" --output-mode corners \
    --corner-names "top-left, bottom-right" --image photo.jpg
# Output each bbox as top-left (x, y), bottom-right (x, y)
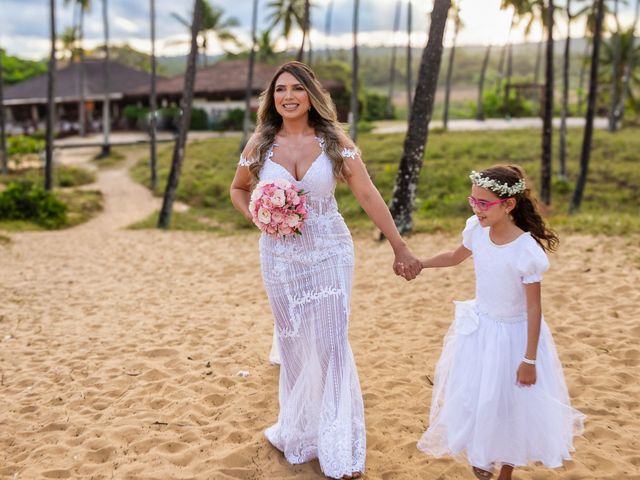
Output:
top-left (0, 181), bottom-right (67, 228)
top-left (190, 107), bottom-right (209, 130)
top-left (363, 91), bottom-right (390, 121)
top-left (8, 135), bottom-right (44, 156)
top-left (122, 105), bottom-right (149, 130)
top-left (213, 108), bottom-right (254, 131)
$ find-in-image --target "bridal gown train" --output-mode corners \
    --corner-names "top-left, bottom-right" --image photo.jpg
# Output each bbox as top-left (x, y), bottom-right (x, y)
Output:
top-left (240, 137), bottom-right (366, 478)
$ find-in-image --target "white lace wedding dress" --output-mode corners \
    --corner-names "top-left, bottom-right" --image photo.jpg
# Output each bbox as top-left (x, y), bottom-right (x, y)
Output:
top-left (239, 137), bottom-right (366, 478)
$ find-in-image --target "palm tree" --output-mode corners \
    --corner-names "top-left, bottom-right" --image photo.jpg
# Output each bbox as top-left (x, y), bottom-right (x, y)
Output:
top-left (540, 0), bottom-right (554, 205)
top-left (59, 26), bottom-right (79, 61)
top-left (172, 1), bottom-right (240, 68)
top-left (267, 0), bottom-right (304, 52)
top-left (578, 1), bottom-right (611, 113)
top-left (0, 50), bottom-right (7, 175)
top-left (351, 0), bottom-right (360, 141)
top-left (406, 0), bottom-right (413, 114)
top-left (495, 9), bottom-right (516, 94)
top-left (46, 0), bottom-right (57, 191)
top-left (559, 0), bottom-right (573, 181)
top-left (100, 0), bottom-right (111, 157)
top-left (386, 0), bottom-right (403, 119)
top-left (614, 0), bottom-right (640, 127)
top-left (476, 44), bottom-right (491, 120)
top-left (242, 0), bottom-right (259, 149)
top-left (608, 0), bottom-right (621, 131)
top-left (559, 0), bottom-right (589, 179)
top-left (257, 30), bottom-right (279, 61)
top-left (443, 2), bottom-right (463, 130)
top-left (149, 0), bottom-right (158, 191)
top-left (64, 0), bottom-right (90, 137)
top-left (325, 0), bottom-right (334, 60)
top-left (388, 0), bottom-right (452, 234)
top-left (298, 0), bottom-right (311, 62)
top-left (570, 0), bottom-right (605, 213)
top-left (158, 0), bottom-right (203, 229)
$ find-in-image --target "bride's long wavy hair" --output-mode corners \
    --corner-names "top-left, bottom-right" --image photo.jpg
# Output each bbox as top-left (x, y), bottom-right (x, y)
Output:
top-left (244, 61), bottom-right (356, 186)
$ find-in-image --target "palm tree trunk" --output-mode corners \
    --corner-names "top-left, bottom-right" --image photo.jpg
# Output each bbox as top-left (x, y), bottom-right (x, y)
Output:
top-left (577, 23), bottom-right (590, 114)
top-left (541, 0), bottom-right (554, 205)
top-left (388, 0), bottom-right (451, 234)
top-left (46, 0), bottom-right (57, 191)
top-left (496, 12), bottom-right (514, 94)
top-left (608, 0), bottom-right (621, 131)
top-left (570, 0), bottom-right (605, 213)
top-left (325, 0), bottom-right (334, 61)
top-left (149, 0), bottom-right (158, 191)
top-left (406, 0), bottom-right (413, 115)
top-left (100, 0), bottom-right (111, 157)
top-left (298, 0), bottom-right (310, 62)
top-left (476, 44), bottom-right (491, 120)
top-left (78, 7), bottom-right (87, 136)
top-left (350, 0), bottom-right (360, 141)
top-left (504, 42), bottom-right (513, 117)
top-left (158, 0), bottom-right (203, 229)
top-left (386, 0), bottom-right (402, 119)
top-left (559, 1), bottom-right (571, 181)
top-left (242, 0), bottom-right (258, 149)
top-left (0, 52), bottom-right (8, 175)
top-left (615, 0), bottom-right (640, 127)
top-left (443, 14), bottom-right (460, 131)
top-left (534, 39), bottom-right (543, 84)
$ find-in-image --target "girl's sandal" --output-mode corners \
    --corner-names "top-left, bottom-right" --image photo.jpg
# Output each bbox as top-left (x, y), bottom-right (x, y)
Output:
top-left (472, 466), bottom-right (494, 479)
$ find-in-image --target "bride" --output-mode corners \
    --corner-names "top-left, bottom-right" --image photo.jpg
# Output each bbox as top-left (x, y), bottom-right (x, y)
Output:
top-left (230, 61), bottom-right (421, 479)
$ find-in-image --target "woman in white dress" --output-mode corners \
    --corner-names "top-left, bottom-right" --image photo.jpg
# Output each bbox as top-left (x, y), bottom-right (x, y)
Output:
top-left (230, 61), bottom-right (421, 479)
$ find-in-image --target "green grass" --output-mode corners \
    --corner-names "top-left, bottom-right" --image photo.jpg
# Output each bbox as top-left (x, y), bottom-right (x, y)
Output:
top-left (92, 149), bottom-right (126, 169)
top-left (130, 128), bottom-right (640, 236)
top-left (0, 164), bottom-right (96, 188)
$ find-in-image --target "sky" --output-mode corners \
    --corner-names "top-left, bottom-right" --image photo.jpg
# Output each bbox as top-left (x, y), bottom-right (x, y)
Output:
top-left (0, 0), bottom-right (637, 61)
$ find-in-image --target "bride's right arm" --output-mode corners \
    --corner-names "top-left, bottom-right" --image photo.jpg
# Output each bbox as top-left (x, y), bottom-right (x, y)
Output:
top-left (230, 166), bottom-right (253, 222)
top-left (230, 138), bottom-right (258, 222)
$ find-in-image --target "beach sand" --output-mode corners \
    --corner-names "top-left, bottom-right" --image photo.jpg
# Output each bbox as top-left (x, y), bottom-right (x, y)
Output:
top-left (1, 148), bottom-right (638, 479)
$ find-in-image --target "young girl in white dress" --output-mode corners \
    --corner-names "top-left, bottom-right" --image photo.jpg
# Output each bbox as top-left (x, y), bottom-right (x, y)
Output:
top-left (417, 165), bottom-right (585, 480)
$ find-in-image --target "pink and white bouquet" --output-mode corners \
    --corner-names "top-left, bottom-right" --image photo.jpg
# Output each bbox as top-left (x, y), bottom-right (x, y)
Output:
top-left (249, 179), bottom-right (308, 238)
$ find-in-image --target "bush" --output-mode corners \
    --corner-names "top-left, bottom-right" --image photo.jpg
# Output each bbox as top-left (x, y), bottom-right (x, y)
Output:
top-left (212, 108), bottom-right (254, 131)
top-left (8, 135), bottom-right (44, 156)
top-left (477, 87), bottom-right (535, 119)
top-left (0, 181), bottom-right (67, 228)
top-left (363, 91), bottom-right (390, 121)
top-left (122, 105), bottom-right (149, 130)
top-left (190, 107), bottom-right (209, 130)
top-left (158, 107), bottom-right (180, 131)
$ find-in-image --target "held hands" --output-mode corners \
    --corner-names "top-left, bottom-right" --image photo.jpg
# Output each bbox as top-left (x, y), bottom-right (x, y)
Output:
top-left (516, 362), bottom-right (537, 386)
top-left (393, 245), bottom-right (422, 281)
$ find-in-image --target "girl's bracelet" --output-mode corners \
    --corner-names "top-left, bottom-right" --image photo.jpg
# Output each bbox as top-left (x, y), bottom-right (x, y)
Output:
top-left (522, 357), bottom-right (536, 365)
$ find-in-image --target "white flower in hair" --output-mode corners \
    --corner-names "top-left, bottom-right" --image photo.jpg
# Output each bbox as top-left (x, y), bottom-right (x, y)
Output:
top-left (469, 170), bottom-right (526, 196)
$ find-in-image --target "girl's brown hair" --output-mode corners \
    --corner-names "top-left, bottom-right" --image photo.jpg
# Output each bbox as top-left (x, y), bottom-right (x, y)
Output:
top-left (243, 61), bottom-right (356, 185)
top-left (478, 164), bottom-right (559, 252)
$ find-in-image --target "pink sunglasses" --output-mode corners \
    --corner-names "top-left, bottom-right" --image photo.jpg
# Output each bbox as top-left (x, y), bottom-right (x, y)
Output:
top-left (468, 196), bottom-right (508, 212)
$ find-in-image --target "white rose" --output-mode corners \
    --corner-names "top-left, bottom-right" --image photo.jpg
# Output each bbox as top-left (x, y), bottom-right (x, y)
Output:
top-left (271, 189), bottom-right (286, 207)
top-left (274, 178), bottom-right (291, 189)
top-left (286, 214), bottom-right (300, 227)
top-left (257, 207), bottom-right (271, 224)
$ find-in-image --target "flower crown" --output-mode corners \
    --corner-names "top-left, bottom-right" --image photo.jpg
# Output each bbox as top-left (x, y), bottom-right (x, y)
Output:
top-left (469, 170), bottom-right (526, 196)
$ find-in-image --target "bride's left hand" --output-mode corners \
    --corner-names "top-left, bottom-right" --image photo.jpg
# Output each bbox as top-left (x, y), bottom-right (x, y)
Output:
top-left (393, 246), bottom-right (422, 280)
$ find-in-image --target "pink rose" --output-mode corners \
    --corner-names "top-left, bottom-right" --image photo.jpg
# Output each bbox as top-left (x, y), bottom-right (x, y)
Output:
top-left (257, 207), bottom-right (271, 224)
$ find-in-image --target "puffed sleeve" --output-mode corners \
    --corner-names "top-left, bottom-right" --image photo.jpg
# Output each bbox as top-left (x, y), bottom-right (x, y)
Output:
top-left (238, 153), bottom-right (256, 167)
top-left (340, 146), bottom-right (358, 159)
top-left (462, 215), bottom-right (480, 251)
top-left (516, 236), bottom-right (550, 284)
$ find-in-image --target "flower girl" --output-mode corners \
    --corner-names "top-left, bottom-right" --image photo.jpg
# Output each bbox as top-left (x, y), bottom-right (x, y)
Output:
top-left (417, 165), bottom-right (584, 480)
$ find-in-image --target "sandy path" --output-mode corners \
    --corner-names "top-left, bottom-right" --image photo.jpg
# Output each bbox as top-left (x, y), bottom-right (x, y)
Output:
top-left (0, 150), bottom-right (638, 479)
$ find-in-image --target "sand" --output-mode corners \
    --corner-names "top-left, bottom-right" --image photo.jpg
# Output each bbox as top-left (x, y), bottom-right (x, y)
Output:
top-left (1, 147), bottom-right (639, 479)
